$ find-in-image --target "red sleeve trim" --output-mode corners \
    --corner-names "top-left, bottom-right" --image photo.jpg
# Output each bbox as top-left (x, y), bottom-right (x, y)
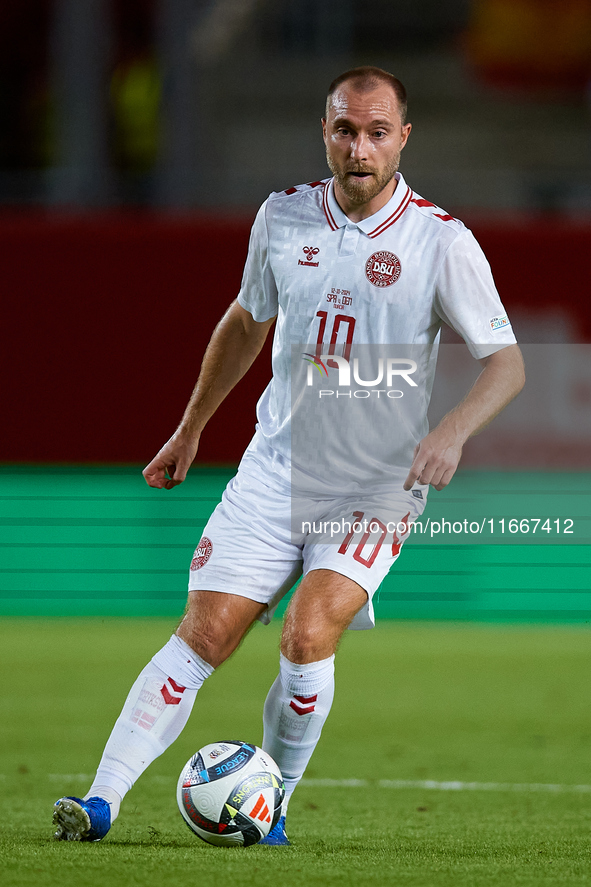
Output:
top-left (411, 196), bottom-right (456, 223)
top-left (411, 198), bottom-right (436, 208)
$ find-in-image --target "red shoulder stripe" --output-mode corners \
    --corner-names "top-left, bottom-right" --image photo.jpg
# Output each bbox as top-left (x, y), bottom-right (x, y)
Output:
top-left (284, 186), bottom-right (298, 195)
top-left (434, 213), bottom-right (455, 222)
top-left (411, 198), bottom-right (436, 207)
top-left (322, 182), bottom-right (338, 231)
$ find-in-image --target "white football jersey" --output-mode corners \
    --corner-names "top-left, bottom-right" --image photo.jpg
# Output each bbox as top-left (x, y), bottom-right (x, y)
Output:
top-left (237, 173), bottom-right (516, 495)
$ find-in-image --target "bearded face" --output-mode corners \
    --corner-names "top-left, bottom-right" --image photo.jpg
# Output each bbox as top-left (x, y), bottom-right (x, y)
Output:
top-left (325, 148), bottom-right (402, 207)
top-left (322, 82), bottom-right (411, 218)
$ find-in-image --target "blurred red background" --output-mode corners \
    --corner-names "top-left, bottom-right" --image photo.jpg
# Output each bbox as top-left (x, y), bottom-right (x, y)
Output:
top-left (2, 212), bottom-right (589, 464)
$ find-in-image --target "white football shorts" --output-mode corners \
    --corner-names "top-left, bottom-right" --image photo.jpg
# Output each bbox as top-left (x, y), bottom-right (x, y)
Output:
top-left (188, 453), bottom-right (428, 630)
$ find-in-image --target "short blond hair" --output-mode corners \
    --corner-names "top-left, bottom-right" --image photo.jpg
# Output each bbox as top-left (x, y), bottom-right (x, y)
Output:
top-left (326, 66), bottom-right (408, 124)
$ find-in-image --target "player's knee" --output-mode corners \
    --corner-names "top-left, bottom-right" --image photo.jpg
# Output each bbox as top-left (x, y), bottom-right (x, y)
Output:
top-left (176, 615), bottom-right (235, 669)
top-left (178, 591), bottom-right (259, 668)
top-left (280, 621), bottom-right (335, 664)
top-left (176, 624), bottom-right (229, 669)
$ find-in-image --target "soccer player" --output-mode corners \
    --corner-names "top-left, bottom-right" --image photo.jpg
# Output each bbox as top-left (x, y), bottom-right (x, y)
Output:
top-left (53, 66), bottom-right (524, 844)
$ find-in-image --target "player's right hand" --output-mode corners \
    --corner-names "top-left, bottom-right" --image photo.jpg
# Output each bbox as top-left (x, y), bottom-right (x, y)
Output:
top-left (142, 433), bottom-right (200, 490)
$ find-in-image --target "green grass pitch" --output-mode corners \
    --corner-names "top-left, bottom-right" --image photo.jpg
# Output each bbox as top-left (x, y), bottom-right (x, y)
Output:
top-left (1, 618), bottom-right (591, 886)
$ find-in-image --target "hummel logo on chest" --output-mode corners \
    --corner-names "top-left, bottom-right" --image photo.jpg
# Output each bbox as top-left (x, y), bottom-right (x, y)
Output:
top-left (298, 246), bottom-right (320, 267)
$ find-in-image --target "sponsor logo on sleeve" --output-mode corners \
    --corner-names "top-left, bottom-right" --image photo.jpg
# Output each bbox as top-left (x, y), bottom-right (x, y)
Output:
top-left (489, 314), bottom-right (511, 331)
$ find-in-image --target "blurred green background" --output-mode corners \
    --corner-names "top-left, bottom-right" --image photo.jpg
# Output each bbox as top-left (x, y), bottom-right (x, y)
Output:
top-left (2, 466), bottom-right (589, 621)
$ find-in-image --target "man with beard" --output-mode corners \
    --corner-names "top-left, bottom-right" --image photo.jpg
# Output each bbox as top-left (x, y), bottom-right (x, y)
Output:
top-left (53, 67), bottom-right (524, 844)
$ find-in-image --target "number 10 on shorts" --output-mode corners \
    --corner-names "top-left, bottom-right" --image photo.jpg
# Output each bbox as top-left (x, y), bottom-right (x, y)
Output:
top-left (338, 510), bottom-right (411, 567)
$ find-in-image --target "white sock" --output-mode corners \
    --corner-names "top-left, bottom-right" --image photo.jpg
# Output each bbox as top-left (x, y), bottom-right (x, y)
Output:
top-left (85, 635), bottom-right (213, 820)
top-left (262, 653), bottom-right (335, 817)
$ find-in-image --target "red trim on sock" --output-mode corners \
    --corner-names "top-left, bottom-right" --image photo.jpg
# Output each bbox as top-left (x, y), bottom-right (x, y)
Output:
top-left (290, 700), bottom-right (316, 716)
top-left (161, 684), bottom-right (182, 705)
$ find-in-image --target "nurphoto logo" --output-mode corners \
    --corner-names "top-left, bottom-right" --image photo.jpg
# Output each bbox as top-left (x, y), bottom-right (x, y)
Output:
top-left (302, 353), bottom-right (418, 399)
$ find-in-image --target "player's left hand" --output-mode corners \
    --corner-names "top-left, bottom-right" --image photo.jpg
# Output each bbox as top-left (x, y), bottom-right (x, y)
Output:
top-left (403, 426), bottom-right (464, 492)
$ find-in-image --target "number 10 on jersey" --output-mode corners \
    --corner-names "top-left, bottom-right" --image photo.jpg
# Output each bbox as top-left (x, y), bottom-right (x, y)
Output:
top-left (315, 311), bottom-right (356, 365)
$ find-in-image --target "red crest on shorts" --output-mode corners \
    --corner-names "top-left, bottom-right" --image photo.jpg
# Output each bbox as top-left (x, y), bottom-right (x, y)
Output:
top-left (190, 536), bottom-right (213, 570)
top-left (365, 250), bottom-right (402, 287)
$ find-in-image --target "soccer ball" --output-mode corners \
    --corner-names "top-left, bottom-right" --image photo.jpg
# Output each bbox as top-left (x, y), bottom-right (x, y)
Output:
top-left (177, 740), bottom-right (285, 846)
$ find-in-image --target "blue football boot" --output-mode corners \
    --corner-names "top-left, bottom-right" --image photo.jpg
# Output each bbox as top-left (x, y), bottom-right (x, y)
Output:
top-left (258, 815), bottom-right (291, 846)
top-left (53, 796), bottom-right (111, 842)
